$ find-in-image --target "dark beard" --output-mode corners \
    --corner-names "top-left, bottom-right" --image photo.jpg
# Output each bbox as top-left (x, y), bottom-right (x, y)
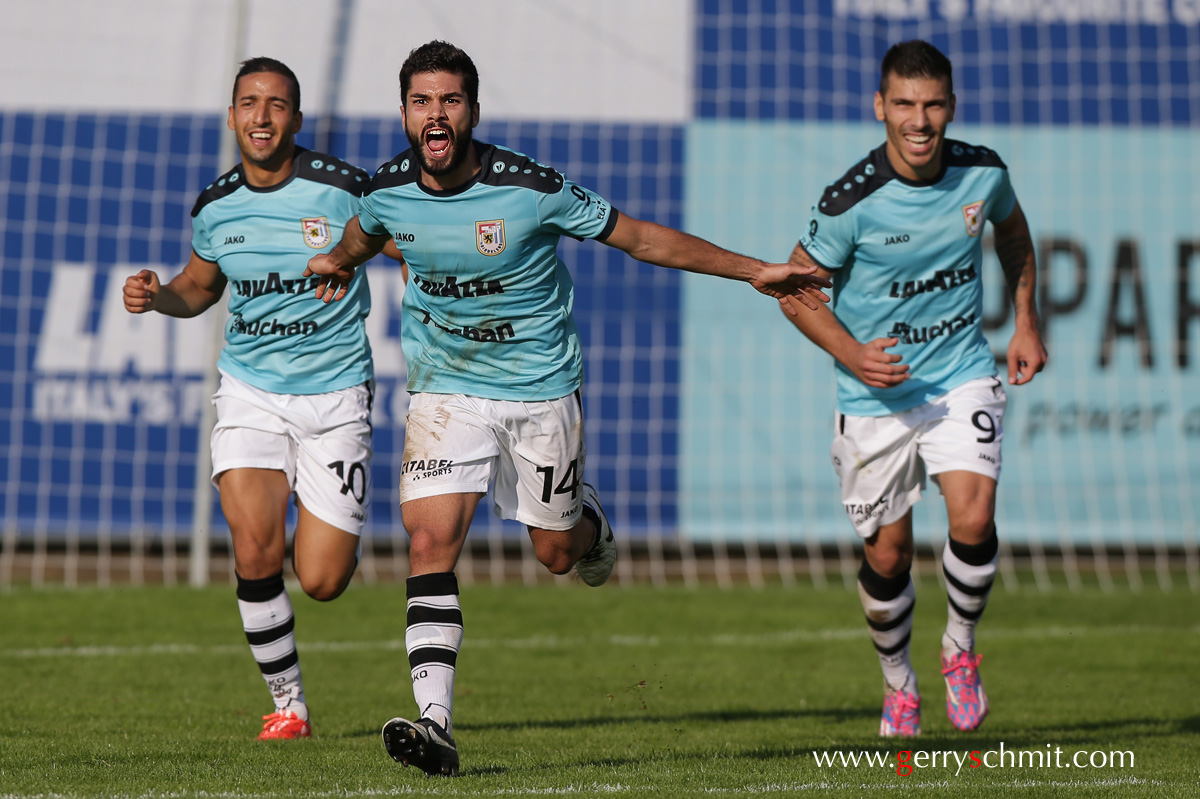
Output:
top-left (405, 125), bottom-right (472, 178)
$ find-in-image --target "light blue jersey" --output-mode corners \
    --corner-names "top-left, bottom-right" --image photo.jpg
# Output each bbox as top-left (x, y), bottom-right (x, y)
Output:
top-left (191, 148), bottom-right (373, 394)
top-left (799, 140), bottom-right (1017, 416)
top-left (358, 142), bottom-right (618, 401)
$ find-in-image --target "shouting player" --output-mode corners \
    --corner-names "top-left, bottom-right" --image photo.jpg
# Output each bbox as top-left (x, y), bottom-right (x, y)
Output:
top-left (305, 40), bottom-right (830, 776)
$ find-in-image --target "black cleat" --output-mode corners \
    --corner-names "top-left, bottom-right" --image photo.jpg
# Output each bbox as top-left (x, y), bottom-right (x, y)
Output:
top-left (382, 716), bottom-right (459, 777)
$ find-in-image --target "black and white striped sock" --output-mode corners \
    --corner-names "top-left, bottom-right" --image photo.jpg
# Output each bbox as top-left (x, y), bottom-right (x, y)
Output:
top-left (406, 572), bottom-right (463, 735)
top-left (858, 559), bottom-right (917, 693)
top-left (236, 572), bottom-right (307, 718)
top-left (942, 533), bottom-right (999, 656)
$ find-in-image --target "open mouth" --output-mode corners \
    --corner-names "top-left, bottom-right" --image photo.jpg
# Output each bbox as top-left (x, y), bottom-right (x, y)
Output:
top-left (903, 132), bottom-right (934, 154)
top-left (249, 130), bottom-right (274, 147)
top-left (424, 127), bottom-right (451, 157)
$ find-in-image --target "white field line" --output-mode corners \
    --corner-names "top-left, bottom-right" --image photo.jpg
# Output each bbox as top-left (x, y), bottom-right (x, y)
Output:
top-left (0, 776), bottom-right (1167, 799)
top-left (3, 625), bottom-right (1195, 660)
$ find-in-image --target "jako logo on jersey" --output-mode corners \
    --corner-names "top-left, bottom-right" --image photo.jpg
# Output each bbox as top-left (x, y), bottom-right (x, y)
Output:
top-left (476, 219), bottom-right (506, 256)
top-left (962, 201), bottom-right (984, 237)
top-left (302, 216), bottom-right (331, 248)
top-left (394, 232), bottom-right (415, 243)
top-left (224, 235), bottom-right (245, 245)
top-left (884, 234), bottom-right (911, 245)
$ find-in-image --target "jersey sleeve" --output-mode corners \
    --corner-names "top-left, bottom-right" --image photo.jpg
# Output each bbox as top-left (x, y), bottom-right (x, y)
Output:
top-left (987, 168), bottom-right (1017, 224)
top-left (797, 202), bottom-right (856, 270)
top-left (357, 190), bottom-right (389, 238)
top-left (190, 209), bottom-right (216, 262)
top-left (535, 178), bottom-right (617, 241)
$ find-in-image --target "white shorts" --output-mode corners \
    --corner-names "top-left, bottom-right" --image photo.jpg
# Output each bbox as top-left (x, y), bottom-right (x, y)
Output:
top-left (401, 392), bottom-right (586, 531)
top-left (831, 377), bottom-right (1007, 538)
top-left (210, 371), bottom-right (373, 535)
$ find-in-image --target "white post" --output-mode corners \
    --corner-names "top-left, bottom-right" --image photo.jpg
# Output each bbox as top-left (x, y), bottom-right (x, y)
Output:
top-left (190, 0), bottom-right (247, 588)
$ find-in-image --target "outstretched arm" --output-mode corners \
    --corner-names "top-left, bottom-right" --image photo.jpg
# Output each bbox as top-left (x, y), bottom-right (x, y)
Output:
top-left (122, 251), bottom-right (226, 317)
top-left (600, 214), bottom-right (831, 313)
top-left (304, 216), bottom-right (390, 302)
top-left (993, 201), bottom-right (1048, 385)
top-left (777, 242), bottom-right (909, 389)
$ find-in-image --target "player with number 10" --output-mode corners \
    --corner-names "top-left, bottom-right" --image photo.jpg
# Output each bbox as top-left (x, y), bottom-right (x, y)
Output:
top-left (123, 58), bottom-right (403, 741)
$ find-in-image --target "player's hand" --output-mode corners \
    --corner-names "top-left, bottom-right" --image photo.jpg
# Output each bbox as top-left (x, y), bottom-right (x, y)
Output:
top-left (304, 253), bottom-right (355, 303)
top-left (123, 269), bottom-right (161, 314)
top-left (1006, 324), bottom-right (1047, 385)
top-left (851, 337), bottom-right (909, 388)
top-left (752, 262), bottom-right (832, 314)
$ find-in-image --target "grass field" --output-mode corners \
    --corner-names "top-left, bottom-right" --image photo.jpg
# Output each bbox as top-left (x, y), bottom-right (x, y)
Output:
top-left (1, 579), bottom-right (1197, 798)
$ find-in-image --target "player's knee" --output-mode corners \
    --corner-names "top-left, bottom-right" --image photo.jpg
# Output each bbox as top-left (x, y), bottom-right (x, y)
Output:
top-left (231, 537), bottom-right (285, 578)
top-left (865, 538), bottom-right (913, 578)
top-left (406, 529), bottom-right (464, 575)
top-left (949, 513), bottom-right (995, 544)
top-left (873, 549), bottom-right (912, 578)
top-left (531, 537), bottom-right (573, 575)
top-left (299, 572), bottom-right (351, 602)
top-left (539, 549), bottom-right (574, 575)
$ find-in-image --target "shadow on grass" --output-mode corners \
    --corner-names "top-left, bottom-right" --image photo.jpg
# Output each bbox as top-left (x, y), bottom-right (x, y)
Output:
top-left (563, 714), bottom-right (1200, 771)
top-left (456, 705), bottom-right (876, 733)
top-left (336, 711), bottom-right (1200, 769)
top-left (334, 706), bottom-right (869, 740)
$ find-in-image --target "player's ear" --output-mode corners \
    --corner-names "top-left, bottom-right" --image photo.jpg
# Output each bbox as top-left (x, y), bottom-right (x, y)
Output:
top-left (291, 111), bottom-right (304, 134)
top-left (873, 91), bottom-right (885, 122)
top-left (947, 93), bottom-right (956, 123)
top-left (471, 103), bottom-right (480, 129)
top-left (227, 106), bottom-right (236, 131)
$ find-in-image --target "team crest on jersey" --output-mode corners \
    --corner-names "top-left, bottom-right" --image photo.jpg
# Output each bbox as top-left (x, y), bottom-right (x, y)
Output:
top-left (961, 201), bottom-right (985, 237)
top-left (302, 216), bottom-right (331, 248)
top-left (476, 219), bottom-right (506, 256)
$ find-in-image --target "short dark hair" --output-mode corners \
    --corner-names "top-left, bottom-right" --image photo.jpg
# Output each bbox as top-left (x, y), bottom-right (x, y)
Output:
top-left (879, 40), bottom-right (953, 96)
top-left (399, 41), bottom-right (480, 107)
top-left (232, 57), bottom-right (301, 112)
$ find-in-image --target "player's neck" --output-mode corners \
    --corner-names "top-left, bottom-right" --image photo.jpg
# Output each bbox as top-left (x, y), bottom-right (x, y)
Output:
top-left (241, 145), bottom-right (297, 188)
top-left (883, 140), bottom-right (943, 183)
top-left (419, 141), bottom-right (482, 192)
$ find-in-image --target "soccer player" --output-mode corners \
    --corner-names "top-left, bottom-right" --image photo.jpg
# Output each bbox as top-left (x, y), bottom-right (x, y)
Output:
top-left (780, 40), bottom-right (1047, 737)
top-left (122, 57), bottom-right (403, 741)
top-left (304, 40), bottom-right (830, 776)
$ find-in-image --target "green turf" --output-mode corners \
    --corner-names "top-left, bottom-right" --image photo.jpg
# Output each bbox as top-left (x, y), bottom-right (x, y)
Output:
top-left (1, 580), bottom-right (1197, 798)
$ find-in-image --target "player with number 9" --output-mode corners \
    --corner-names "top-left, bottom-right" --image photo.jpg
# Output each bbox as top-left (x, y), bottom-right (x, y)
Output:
top-left (780, 40), bottom-right (1047, 738)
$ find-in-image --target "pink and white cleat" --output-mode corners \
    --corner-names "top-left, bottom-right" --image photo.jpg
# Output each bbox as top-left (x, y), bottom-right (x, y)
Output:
top-left (880, 689), bottom-right (921, 737)
top-left (942, 651), bottom-right (988, 731)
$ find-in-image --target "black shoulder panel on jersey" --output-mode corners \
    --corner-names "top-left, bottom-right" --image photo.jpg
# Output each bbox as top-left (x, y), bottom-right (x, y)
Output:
top-left (476, 143), bottom-right (567, 194)
top-left (941, 139), bottom-right (1008, 170)
top-left (191, 164), bottom-right (244, 218)
top-left (295, 149), bottom-right (372, 194)
top-left (363, 149), bottom-right (422, 196)
top-left (815, 146), bottom-right (895, 217)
